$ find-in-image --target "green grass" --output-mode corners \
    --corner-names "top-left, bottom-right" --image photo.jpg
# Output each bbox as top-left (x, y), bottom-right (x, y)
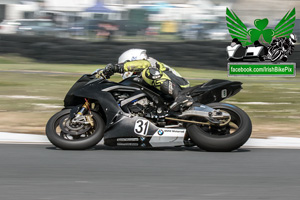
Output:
top-left (0, 54), bottom-right (35, 64)
top-left (0, 55), bottom-right (299, 136)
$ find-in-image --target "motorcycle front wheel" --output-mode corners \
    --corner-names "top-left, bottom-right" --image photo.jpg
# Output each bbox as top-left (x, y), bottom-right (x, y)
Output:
top-left (187, 103), bottom-right (252, 152)
top-left (46, 109), bottom-right (105, 150)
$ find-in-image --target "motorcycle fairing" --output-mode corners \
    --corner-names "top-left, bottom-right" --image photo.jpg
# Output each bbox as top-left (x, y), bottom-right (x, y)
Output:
top-left (103, 115), bottom-right (185, 147)
top-left (64, 74), bottom-right (96, 107)
top-left (64, 75), bottom-right (123, 129)
top-left (182, 79), bottom-right (242, 104)
top-left (64, 75), bottom-right (149, 130)
top-left (150, 128), bottom-right (186, 147)
top-left (64, 75), bottom-right (142, 107)
top-left (104, 116), bottom-right (158, 139)
top-left (74, 90), bottom-right (122, 130)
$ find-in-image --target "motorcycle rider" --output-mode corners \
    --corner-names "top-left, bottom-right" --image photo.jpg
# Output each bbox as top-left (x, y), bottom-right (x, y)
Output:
top-left (269, 33), bottom-right (297, 61)
top-left (97, 49), bottom-right (193, 111)
top-left (231, 38), bottom-right (242, 46)
top-left (227, 38), bottom-right (247, 61)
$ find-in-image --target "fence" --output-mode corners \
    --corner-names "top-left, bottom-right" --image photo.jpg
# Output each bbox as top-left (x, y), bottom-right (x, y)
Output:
top-left (0, 34), bottom-right (299, 70)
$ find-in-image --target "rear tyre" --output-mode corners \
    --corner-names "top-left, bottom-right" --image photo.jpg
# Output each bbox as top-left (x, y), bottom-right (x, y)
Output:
top-left (187, 103), bottom-right (252, 152)
top-left (46, 109), bottom-right (105, 150)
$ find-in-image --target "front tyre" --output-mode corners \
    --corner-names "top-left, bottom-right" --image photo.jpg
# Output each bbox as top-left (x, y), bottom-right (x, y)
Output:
top-left (187, 103), bottom-right (252, 152)
top-left (46, 109), bottom-right (105, 150)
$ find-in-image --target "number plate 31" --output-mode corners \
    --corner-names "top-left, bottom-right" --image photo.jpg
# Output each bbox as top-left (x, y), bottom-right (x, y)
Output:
top-left (134, 119), bottom-right (149, 136)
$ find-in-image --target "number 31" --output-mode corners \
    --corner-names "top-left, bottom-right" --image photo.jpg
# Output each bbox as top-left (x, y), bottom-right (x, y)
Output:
top-left (134, 119), bottom-right (149, 136)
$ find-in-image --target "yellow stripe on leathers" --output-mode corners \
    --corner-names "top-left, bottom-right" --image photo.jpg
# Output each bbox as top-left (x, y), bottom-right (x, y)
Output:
top-left (123, 60), bottom-right (151, 72)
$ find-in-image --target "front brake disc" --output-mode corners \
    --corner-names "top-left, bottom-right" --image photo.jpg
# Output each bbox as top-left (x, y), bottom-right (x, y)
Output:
top-left (59, 115), bottom-right (91, 136)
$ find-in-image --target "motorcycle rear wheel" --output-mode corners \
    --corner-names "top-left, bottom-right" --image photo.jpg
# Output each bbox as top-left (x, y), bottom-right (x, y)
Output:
top-left (187, 103), bottom-right (252, 152)
top-left (46, 109), bottom-right (105, 150)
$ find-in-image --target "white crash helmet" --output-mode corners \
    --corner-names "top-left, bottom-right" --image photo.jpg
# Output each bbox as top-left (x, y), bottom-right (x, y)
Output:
top-left (118, 49), bottom-right (148, 64)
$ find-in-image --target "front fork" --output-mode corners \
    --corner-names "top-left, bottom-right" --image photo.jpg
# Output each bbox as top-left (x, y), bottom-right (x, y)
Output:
top-left (72, 99), bottom-right (94, 127)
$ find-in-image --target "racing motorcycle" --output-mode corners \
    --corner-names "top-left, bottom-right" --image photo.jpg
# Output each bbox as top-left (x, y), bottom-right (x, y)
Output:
top-left (46, 71), bottom-right (252, 151)
top-left (267, 39), bottom-right (294, 62)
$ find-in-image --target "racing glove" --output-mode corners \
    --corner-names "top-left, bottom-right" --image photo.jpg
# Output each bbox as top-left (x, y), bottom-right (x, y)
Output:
top-left (103, 63), bottom-right (115, 78)
top-left (103, 63), bottom-right (124, 78)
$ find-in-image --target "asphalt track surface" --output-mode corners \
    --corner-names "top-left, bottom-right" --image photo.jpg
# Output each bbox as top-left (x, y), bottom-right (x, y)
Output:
top-left (1, 144), bottom-right (300, 200)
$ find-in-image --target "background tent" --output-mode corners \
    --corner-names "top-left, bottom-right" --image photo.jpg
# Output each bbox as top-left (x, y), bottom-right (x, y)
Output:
top-left (85, 2), bottom-right (112, 13)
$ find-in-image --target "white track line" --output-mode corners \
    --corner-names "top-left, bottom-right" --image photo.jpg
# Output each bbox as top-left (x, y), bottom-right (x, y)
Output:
top-left (1, 132), bottom-right (300, 149)
top-left (0, 132), bottom-right (50, 144)
top-left (244, 137), bottom-right (300, 149)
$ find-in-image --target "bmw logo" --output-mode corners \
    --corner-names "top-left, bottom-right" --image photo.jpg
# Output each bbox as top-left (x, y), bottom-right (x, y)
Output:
top-left (158, 129), bottom-right (164, 135)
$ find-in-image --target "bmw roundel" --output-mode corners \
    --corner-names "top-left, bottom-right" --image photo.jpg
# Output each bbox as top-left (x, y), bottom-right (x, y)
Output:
top-left (158, 129), bottom-right (164, 135)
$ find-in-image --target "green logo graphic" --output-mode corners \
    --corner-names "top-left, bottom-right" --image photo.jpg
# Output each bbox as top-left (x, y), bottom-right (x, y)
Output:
top-left (226, 8), bottom-right (296, 46)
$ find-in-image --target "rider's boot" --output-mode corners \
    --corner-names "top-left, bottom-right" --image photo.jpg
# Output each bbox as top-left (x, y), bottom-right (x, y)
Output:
top-left (170, 95), bottom-right (194, 111)
top-left (160, 80), bottom-right (194, 111)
